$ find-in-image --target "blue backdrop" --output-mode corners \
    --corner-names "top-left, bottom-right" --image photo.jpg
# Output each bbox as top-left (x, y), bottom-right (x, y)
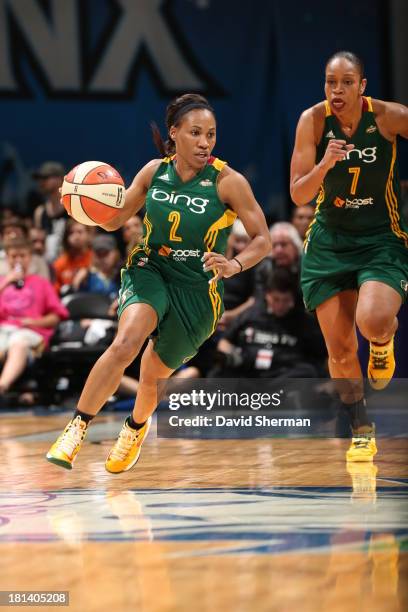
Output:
top-left (0, 0), bottom-right (406, 218)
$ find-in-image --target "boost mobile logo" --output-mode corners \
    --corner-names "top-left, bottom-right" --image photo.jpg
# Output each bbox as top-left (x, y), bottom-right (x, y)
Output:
top-left (158, 245), bottom-right (201, 261)
top-left (151, 188), bottom-right (209, 214)
top-left (333, 196), bottom-right (374, 209)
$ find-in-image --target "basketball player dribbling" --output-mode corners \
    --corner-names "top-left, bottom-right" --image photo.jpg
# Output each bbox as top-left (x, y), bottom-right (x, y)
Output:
top-left (290, 51), bottom-right (408, 462)
top-left (46, 94), bottom-right (271, 473)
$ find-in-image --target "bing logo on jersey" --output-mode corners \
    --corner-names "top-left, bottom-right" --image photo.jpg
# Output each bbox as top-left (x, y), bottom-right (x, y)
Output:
top-left (342, 146), bottom-right (377, 164)
top-left (151, 188), bottom-right (209, 214)
top-left (334, 197), bottom-right (345, 208)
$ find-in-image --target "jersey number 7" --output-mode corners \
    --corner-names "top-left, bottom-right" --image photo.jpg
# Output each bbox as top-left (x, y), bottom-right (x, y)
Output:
top-left (348, 167), bottom-right (361, 195)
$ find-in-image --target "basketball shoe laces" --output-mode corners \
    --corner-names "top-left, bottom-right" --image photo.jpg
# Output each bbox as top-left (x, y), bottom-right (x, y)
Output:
top-left (353, 437), bottom-right (371, 450)
top-left (351, 430), bottom-right (374, 451)
top-left (59, 416), bottom-right (86, 456)
top-left (110, 426), bottom-right (139, 461)
top-left (372, 354), bottom-right (388, 370)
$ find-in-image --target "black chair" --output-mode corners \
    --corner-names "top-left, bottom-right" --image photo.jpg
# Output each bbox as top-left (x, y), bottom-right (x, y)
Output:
top-left (62, 292), bottom-right (113, 319)
top-left (41, 293), bottom-right (118, 402)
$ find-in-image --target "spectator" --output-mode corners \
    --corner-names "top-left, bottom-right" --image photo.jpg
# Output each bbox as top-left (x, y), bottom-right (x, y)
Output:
top-left (32, 161), bottom-right (66, 262)
top-left (29, 227), bottom-right (47, 257)
top-left (291, 204), bottom-right (315, 240)
top-left (53, 220), bottom-right (93, 295)
top-left (216, 268), bottom-right (327, 379)
top-left (80, 234), bottom-right (121, 302)
top-left (0, 237), bottom-right (68, 395)
top-left (122, 214), bottom-right (143, 255)
top-left (269, 221), bottom-right (303, 270)
top-left (0, 218), bottom-right (51, 280)
top-left (255, 221), bottom-right (303, 306)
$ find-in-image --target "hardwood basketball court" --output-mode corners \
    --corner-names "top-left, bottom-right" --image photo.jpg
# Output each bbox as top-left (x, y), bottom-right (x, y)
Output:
top-left (1, 410), bottom-right (407, 611)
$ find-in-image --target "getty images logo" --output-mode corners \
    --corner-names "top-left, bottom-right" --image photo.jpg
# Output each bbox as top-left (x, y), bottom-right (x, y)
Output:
top-left (151, 188), bottom-right (209, 214)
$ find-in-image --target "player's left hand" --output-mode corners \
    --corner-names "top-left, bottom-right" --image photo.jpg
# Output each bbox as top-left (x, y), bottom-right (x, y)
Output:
top-left (201, 252), bottom-right (241, 283)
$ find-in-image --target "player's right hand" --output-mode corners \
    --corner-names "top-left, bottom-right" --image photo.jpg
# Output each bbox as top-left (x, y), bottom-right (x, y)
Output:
top-left (320, 139), bottom-right (354, 170)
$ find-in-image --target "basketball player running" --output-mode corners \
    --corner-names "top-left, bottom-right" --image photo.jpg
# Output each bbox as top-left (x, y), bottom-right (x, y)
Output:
top-left (47, 94), bottom-right (271, 472)
top-left (290, 51), bottom-right (408, 462)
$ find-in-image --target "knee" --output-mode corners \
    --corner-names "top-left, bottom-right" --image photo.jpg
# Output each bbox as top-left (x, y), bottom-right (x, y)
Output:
top-left (356, 307), bottom-right (394, 341)
top-left (139, 363), bottom-right (165, 387)
top-left (108, 334), bottom-right (144, 366)
top-left (8, 341), bottom-right (30, 356)
top-left (326, 340), bottom-right (358, 365)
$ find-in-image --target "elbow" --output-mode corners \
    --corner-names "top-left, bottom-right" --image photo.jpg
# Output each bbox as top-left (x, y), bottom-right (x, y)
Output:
top-left (260, 232), bottom-right (272, 258)
top-left (290, 180), bottom-right (312, 207)
top-left (290, 184), bottom-right (307, 207)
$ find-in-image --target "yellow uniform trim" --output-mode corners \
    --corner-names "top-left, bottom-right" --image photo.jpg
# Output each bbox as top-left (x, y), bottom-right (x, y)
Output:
top-left (365, 96), bottom-right (373, 112)
top-left (143, 213), bottom-right (153, 249)
top-left (162, 156), bottom-right (172, 164)
top-left (126, 245), bottom-right (144, 267)
top-left (303, 185), bottom-right (324, 248)
top-left (204, 157), bottom-right (229, 333)
top-left (204, 208), bottom-right (237, 252)
top-left (211, 157), bottom-right (227, 172)
top-left (385, 142), bottom-right (408, 247)
top-left (208, 276), bottom-right (222, 335)
top-left (324, 100), bottom-right (332, 116)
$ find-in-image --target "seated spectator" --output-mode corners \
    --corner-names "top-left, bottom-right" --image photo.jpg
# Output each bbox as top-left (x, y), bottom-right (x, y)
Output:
top-left (0, 237), bottom-right (68, 395)
top-left (255, 221), bottom-right (303, 307)
top-left (32, 161), bottom-right (66, 262)
top-left (269, 221), bottom-right (303, 271)
top-left (29, 226), bottom-right (47, 257)
top-left (122, 214), bottom-right (144, 255)
top-left (0, 218), bottom-right (51, 279)
top-left (291, 203), bottom-right (315, 240)
top-left (216, 268), bottom-right (327, 379)
top-left (79, 234), bottom-right (121, 303)
top-left (53, 220), bottom-right (93, 295)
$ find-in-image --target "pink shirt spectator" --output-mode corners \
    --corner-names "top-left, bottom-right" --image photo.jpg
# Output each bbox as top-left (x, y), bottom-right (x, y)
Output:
top-left (0, 275), bottom-right (69, 347)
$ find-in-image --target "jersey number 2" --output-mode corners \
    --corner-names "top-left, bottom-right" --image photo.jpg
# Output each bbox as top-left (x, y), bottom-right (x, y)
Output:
top-left (348, 167), bottom-right (361, 195)
top-left (168, 211), bottom-right (182, 242)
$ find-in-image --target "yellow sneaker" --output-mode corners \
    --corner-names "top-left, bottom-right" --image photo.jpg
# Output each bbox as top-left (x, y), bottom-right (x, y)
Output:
top-left (368, 336), bottom-right (395, 390)
top-left (347, 462), bottom-right (378, 503)
top-left (105, 417), bottom-right (151, 474)
top-left (346, 427), bottom-right (377, 462)
top-left (46, 416), bottom-right (87, 470)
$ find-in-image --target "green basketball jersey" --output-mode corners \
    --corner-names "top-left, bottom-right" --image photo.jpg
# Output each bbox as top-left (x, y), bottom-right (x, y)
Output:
top-left (128, 155), bottom-right (237, 286)
top-left (313, 96), bottom-right (408, 245)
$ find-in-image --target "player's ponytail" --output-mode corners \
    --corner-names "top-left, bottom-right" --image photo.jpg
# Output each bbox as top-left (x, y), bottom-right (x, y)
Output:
top-left (150, 122), bottom-right (173, 157)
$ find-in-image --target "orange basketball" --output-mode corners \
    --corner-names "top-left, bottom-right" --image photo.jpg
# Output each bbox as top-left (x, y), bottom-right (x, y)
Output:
top-left (61, 161), bottom-right (125, 226)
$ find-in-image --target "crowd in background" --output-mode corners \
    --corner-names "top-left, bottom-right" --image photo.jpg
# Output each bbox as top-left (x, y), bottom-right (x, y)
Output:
top-left (1, 159), bottom-right (407, 406)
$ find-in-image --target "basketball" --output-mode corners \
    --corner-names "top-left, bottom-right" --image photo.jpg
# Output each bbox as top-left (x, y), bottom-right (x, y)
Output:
top-left (61, 161), bottom-right (125, 226)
